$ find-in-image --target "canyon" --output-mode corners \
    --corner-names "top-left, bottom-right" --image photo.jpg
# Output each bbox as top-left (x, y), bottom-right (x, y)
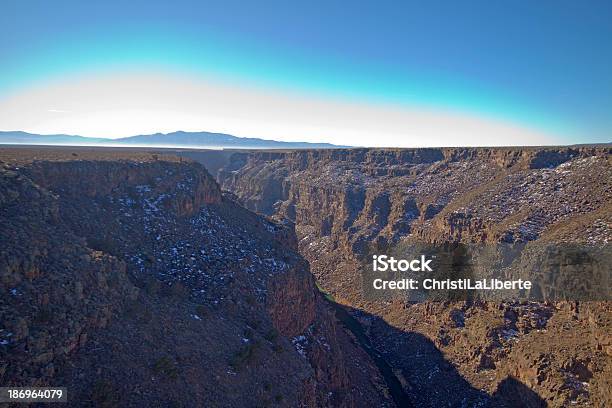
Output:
top-left (194, 146), bottom-right (611, 407)
top-left (0, 147), bottom-right (391, 407)
top-left (1, 145), bottom-right (610, 407)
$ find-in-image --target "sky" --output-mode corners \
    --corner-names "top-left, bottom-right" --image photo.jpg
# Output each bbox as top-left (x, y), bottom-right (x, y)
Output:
top-left (1, 0), bottom-right (611, 147)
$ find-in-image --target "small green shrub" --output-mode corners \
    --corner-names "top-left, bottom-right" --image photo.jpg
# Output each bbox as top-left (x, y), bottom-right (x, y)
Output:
top-left (229, 341), bottom-right (260, 371)
top-left (195, 304), bottom-right (208, 318)
top-left (247, 318), bottom-right (260, 329)
top-left (87, 236), bottom-right (118, 256)
top-left (145, 279), bottom-right (161, 296)
top-left (90, 379), bottom-right (119, 408)
top-left (163, 282), bottom-right (190, 301)
top-left (245, 294), bottom-right (257, 306)
top-left (243, 327), bottom-right (254, 340)
top-left (264, 328), bottom-right (278, 342)
top-left (34, 307), bottom-right (54, 324)
top-left (152, 356), bottom-right (178, 380)
top-left (124, 300), bottom-right (153, 323)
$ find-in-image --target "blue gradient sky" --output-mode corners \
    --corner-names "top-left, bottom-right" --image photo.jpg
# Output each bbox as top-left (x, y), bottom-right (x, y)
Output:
top-left (1, 0), bottom-right (611, 146)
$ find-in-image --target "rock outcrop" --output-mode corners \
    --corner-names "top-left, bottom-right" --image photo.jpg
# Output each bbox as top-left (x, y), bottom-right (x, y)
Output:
top-left (196, 145), bottom-right (611, 407)
top-left (0, 147), bottom-right (391, 407)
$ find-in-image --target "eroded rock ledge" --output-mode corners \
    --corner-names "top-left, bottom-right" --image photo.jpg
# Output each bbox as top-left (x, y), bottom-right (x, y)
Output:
top-left (0, 148), bottom-right (392, 407)
top-left (196, 145), bottom-right (611, 407)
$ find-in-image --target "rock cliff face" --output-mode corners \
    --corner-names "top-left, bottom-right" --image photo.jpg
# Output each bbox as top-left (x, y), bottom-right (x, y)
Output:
top-left (198, 146), bottom-right (612, 407)
top-left (0, 148), bottom-right (391, 407)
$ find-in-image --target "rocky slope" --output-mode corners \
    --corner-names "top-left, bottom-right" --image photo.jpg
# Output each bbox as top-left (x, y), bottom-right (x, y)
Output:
top-left (196, 146), bottom-right (612, 407)
top-left (0, 147), bottom-right (392, 407)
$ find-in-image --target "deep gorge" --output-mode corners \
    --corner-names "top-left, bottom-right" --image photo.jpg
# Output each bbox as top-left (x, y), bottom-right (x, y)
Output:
top-left (0, 145), bottom-right (610, 407)
top-left (191, 146), bottom-right (611, 407)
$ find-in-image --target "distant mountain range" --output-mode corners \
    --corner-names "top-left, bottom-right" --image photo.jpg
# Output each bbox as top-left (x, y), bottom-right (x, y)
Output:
top-left (0, 131), bottom-right (345, 149)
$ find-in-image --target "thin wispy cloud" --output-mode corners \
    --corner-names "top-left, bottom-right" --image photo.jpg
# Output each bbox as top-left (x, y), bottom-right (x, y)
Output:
top-left (47, 109), bottom-right (71, 113)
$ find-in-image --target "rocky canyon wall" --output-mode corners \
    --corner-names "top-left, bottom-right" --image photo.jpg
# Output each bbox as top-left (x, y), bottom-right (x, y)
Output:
top-left (0, 148), bottom-right (391, 407)
top-left (196, 145), bottom-right (611, 407)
